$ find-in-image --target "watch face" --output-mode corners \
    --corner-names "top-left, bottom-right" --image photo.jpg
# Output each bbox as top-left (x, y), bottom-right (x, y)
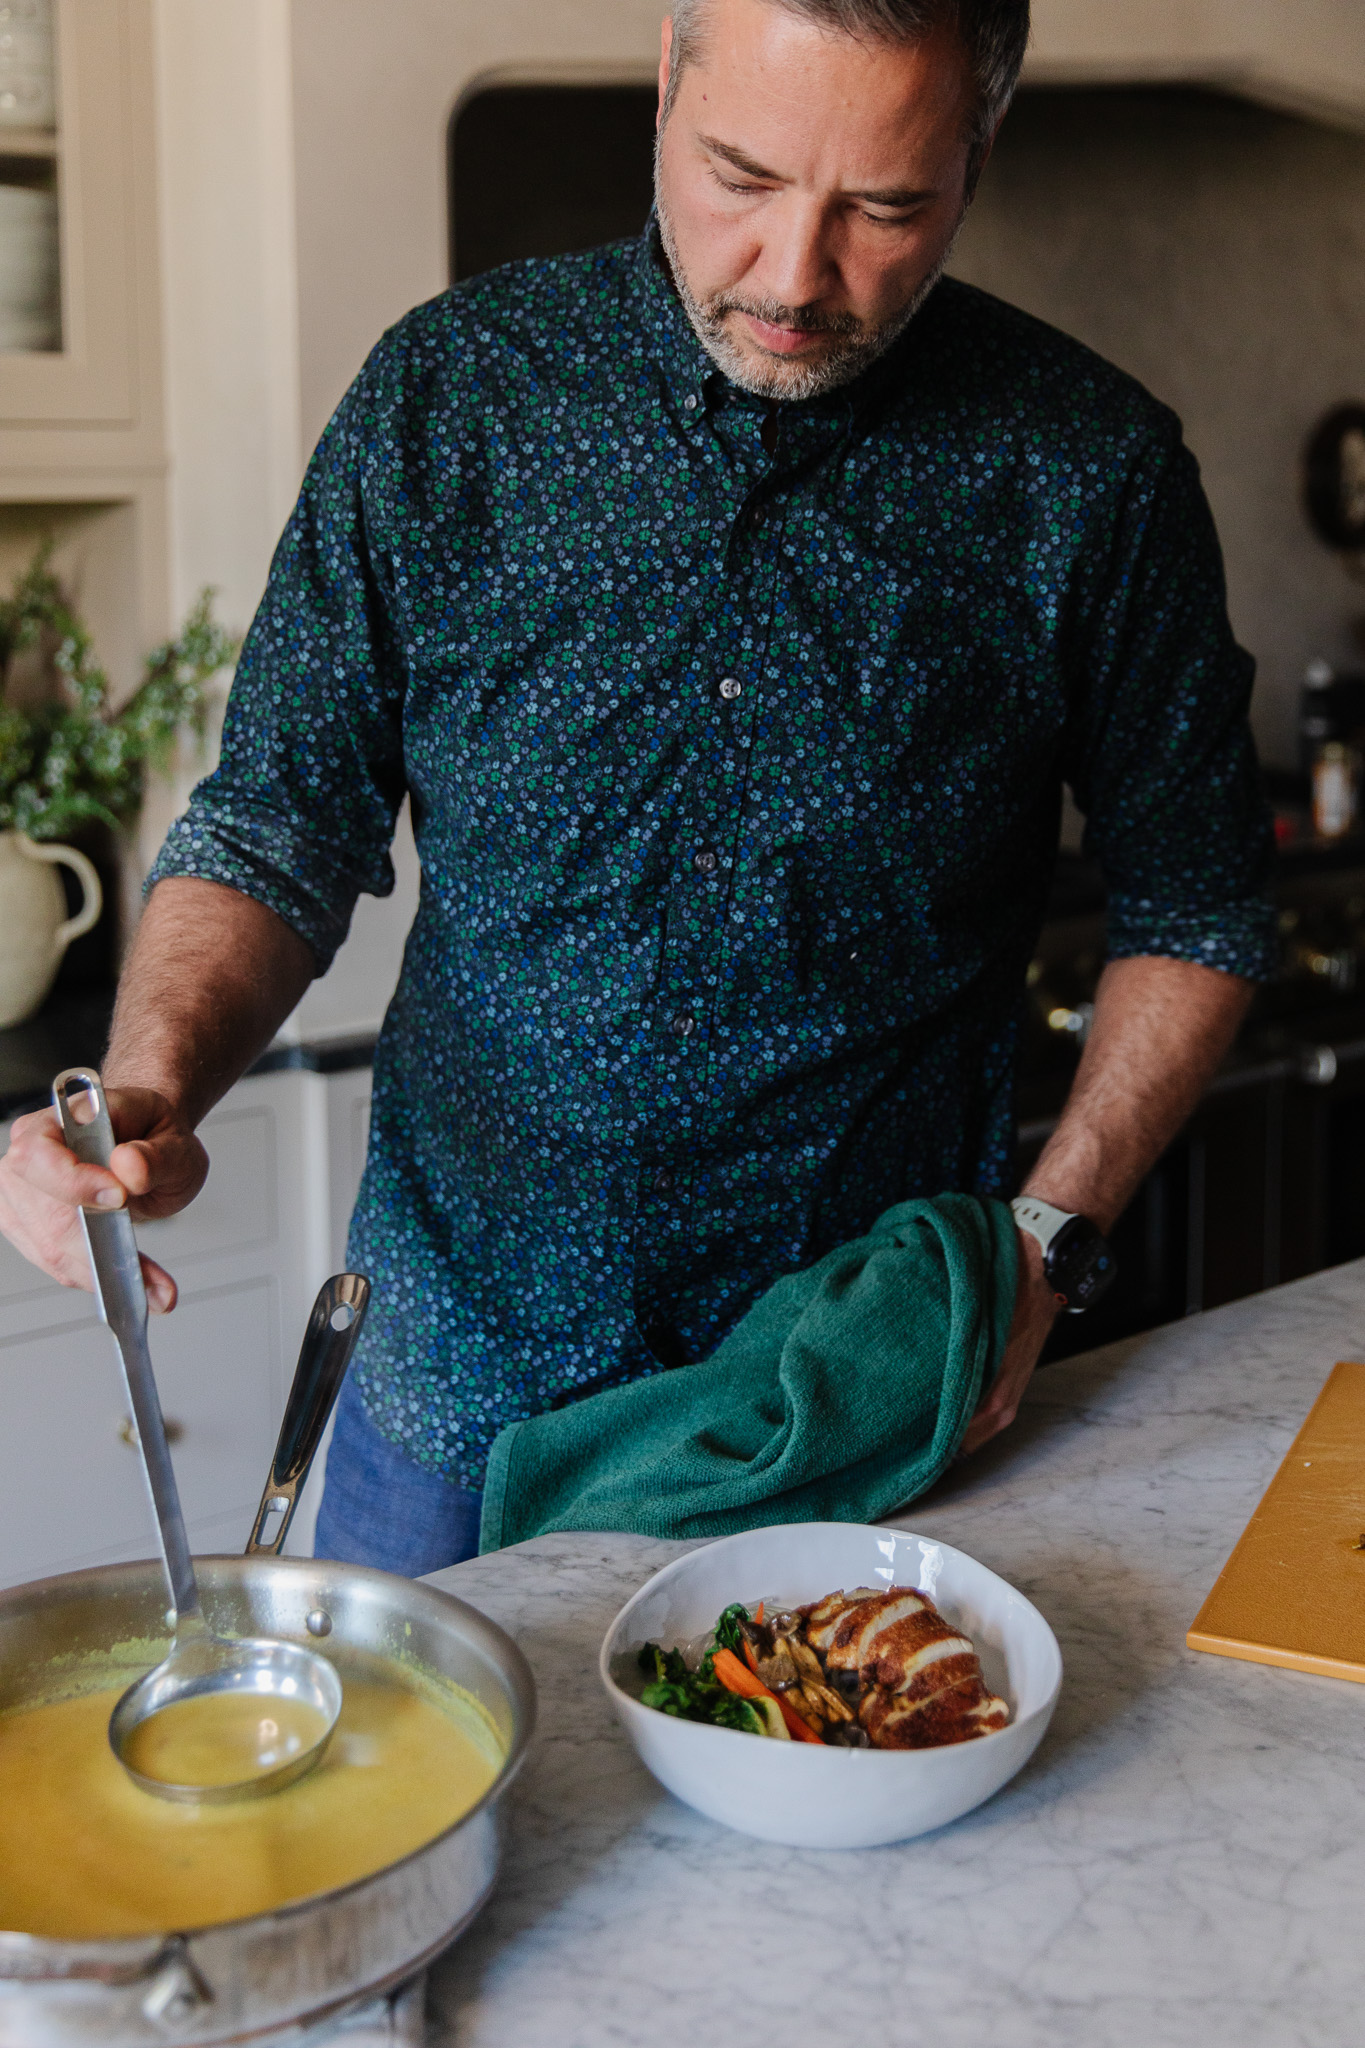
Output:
top-left (1045, 1216), bottom-right (1117, 1312)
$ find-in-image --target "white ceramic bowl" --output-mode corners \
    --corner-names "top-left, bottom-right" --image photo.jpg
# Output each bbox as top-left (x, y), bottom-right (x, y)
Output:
top-left (599, 1522), bottom-right (1062, 1849)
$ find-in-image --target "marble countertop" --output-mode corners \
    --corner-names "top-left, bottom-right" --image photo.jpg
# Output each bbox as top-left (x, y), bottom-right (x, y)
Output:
top-left (424, 1258), bottom-right (1365, 2048)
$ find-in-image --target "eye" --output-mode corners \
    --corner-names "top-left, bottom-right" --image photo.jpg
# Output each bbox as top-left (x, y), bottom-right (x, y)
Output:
top-left (709, 166), bottom-right (767, 198)
top-left (857, 205), bottom-right (921, 228)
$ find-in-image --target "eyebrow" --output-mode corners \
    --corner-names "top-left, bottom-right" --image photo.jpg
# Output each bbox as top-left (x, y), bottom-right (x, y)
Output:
top-left (699, 133), bottom-right (938, 208)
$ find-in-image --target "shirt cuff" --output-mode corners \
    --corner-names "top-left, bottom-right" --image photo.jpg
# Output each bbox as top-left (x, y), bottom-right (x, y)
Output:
top-left (147, 807), bottom-right (362, 974)
top-left (1104, 895), bottom-right (1278, 981)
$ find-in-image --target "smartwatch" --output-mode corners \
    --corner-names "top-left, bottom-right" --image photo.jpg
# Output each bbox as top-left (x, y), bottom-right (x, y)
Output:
top-left (1010, 1195), bottom-right (1117, 1314)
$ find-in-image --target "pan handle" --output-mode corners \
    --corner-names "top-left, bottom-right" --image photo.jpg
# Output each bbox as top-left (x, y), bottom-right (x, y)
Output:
top-left (0, 1930), bottom-right (183, 1986)
top-left (245, 1272), bottom-right (370, 1557)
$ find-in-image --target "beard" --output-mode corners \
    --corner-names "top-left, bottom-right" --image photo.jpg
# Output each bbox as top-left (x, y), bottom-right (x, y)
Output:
top-left (655, 176), bottom-right (961, 402)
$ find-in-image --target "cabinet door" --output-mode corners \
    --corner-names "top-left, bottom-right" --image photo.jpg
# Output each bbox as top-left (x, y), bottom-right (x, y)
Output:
top-left (0, 1068), bottom-right (329, 1589)
top-left (0, 0), bottom-right (143, 425)
top-left (0, 1273), bottom-right (279, 1587)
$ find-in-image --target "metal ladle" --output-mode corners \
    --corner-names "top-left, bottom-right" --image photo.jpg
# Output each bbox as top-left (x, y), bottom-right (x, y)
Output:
top-left (53, 1067), bottom-right (370, 1804)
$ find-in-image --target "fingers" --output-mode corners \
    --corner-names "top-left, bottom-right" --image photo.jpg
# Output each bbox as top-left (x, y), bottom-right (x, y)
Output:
top-left (959, 1395), bottom-right (1020, 1457)
top-left (117, 1134), bottom-right (208, 1221)
top-left (141, 1255), bottom-right (178, 1315)
top-left (0, 1088), bottom-right (204, 1297)
top-left (0, 1162), bottom-right (96, 1293)
top-left (5, 1105), bottom-right (127, 1211)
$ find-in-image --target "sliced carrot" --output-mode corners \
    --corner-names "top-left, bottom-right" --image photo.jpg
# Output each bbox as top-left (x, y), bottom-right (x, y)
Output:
top-left (743, 1638), bottom-right (761, 1678)
top-left (755, 1601), bottom-right (765, 1624)
top-left (712, 1647), bottom-right (764, 1696)
top-left (712, 1647), bottom-right (823, 1745)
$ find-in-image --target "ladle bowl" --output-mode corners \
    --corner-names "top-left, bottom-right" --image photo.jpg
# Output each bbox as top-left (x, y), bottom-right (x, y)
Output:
top-left (107, 1626), bottom-right (344, 1804)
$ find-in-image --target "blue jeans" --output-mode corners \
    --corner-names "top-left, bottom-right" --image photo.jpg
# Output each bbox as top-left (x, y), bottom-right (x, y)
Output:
top-left (313, 1373), bottom-right (483, 1575)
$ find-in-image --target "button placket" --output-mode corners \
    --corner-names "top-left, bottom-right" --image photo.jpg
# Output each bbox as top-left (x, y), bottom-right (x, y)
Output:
top-left (701, 472), bottom-right (786, 1138)
top-left (650, 435), bottom-right (772, 1160)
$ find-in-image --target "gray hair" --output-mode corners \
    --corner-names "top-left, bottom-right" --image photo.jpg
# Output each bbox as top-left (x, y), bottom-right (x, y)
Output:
top-left (663, 0), bottom-right (1029, 187)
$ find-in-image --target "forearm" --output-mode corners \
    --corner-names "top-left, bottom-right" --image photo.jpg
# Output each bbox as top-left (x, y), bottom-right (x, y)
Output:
top-left (104, 878), bottom-right (316, 1128)
top-left (1023, 954), bottom-right (1254, 1232)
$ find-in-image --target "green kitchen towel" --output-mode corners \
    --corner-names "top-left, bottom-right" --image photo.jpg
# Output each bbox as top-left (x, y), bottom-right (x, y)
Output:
top-left (479, 1193), bottom-right (1018, 1551)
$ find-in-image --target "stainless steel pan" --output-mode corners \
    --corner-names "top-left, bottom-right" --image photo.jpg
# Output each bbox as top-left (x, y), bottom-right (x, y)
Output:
top-left (0, 1152), bottom-right (535, 2048)
top-left (0, 1554), bottom-right (535, 2048)
top-left (0, 1267), bottom-right (534, 2048)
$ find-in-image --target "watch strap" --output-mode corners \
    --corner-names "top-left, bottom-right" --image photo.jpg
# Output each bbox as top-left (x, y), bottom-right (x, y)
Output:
top-left (1010, 1195), bottom-right (1075, 1254)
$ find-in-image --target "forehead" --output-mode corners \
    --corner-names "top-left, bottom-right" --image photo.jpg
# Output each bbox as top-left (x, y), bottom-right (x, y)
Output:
top-left (675, 0), bottom-right (975, 173)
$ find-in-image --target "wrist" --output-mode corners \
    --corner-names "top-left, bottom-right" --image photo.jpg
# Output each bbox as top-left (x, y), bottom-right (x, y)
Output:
top-left (1011, 1194), bottom-right (1118, 1315)
top-left (1015, 1222), bottom-right (1060, 1299)
top-left (99, 1062), bottom-right (201, 1132)
top-left (1019, 1176), bottom-right (1115, 1237)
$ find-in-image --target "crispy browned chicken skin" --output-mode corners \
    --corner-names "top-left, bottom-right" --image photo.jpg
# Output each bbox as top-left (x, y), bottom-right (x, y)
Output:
top-left (803, 1589), bottom-right (1009, 1749)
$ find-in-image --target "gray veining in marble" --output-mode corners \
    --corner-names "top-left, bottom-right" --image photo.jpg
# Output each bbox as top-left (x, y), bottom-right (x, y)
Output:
top-left (422, 1261), bottom-right (1365, 2048)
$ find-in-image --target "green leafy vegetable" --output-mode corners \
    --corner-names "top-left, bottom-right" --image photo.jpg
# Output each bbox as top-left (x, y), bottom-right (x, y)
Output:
top-left (637, 1642), bottom-right (762, 1735)
top-left (712, 1603), bottom-right (752, 1657)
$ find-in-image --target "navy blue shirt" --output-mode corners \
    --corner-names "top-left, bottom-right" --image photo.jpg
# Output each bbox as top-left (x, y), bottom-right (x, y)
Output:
top-left (152, 226), bottom-right (1274, 1489)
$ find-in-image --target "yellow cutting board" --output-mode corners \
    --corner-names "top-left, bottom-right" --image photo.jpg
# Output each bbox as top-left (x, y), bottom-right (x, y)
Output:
top-left (1188, 1360), bottom-right (1365, 1683)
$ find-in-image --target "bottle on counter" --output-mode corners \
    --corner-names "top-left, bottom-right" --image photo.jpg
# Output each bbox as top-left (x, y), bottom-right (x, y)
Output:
top-left (1301, 658), bottom-right (1365, 778)
top-left (1302, 658), bottom-right (1338, 775)
top-left (1313, 741), bottom-right (1359, 840)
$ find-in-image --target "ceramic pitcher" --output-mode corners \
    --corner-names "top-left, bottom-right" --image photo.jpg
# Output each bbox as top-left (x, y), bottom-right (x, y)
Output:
top-left (0, 828), bottom-right (102, 1029)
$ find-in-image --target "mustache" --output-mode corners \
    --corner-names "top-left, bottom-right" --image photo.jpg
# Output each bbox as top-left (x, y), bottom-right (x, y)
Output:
top-left (701, 293), bottom-right (865, 340)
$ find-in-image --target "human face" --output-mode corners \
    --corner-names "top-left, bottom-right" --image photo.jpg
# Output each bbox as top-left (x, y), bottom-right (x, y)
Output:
top-left (654, 0), bottom-right (979, 399)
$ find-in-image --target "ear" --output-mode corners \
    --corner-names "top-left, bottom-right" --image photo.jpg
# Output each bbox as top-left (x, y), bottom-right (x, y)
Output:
top-left (657, 17), bottom-right (673, 132)
top-left (964, 114), bottom-right (1004, 204)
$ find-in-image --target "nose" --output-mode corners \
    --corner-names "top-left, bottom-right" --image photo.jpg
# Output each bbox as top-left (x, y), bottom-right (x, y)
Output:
top-left (757, 195), bottom-right (839, 311)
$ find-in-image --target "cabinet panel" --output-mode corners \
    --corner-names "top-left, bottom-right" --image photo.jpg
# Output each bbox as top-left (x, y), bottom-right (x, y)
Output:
top-left (0, 0), bottom-right (139, 425)
top-left (0, 1225), bottom-right (60, 1312)
top-left (0, 1274), bottom-right (278, 1588)
top-left (325, 1070), bottom-right (371, 1271)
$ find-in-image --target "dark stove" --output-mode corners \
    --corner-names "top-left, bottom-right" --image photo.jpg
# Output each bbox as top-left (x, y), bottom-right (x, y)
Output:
top-left (1028, 829), bottom-right (1365, 1360)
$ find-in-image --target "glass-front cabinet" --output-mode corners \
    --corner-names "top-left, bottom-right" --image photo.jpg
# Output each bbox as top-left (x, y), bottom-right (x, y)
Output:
top-left (0, 0), bottom-right (154, 434)
top-left (0, 0), bottom-right (59, 356)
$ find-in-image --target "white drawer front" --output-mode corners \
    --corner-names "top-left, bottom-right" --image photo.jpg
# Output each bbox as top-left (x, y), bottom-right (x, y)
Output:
top-left (0, 1277), bottom-right (280, 1588)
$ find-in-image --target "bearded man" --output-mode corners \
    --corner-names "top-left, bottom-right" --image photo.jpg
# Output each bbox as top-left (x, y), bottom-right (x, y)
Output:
top-left (0, 0), bottom-right (1272, 1571)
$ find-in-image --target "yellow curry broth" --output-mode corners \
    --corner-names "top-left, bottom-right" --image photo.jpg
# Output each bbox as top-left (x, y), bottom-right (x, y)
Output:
top-left (124, 1690), bottom-right (334, 1787)
top-left (0, 1665), bottom-right (503, 1939)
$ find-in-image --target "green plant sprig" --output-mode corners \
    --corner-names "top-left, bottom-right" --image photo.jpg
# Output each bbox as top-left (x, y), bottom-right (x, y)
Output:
top-left (0, 544), bottom-right (238, 841)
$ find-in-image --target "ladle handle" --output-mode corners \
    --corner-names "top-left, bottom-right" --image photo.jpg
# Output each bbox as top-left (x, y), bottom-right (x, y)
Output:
top-left (52, 1068), bottom-right (202, 1628)
top-left (246, 1271), bottom-right (370, 1556)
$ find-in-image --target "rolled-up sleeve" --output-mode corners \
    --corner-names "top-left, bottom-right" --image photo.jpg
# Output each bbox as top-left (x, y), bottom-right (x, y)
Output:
top-left (1061, 426), bottom-right (1276, 980)
top-left (149, 347), bottom-right (409, 974)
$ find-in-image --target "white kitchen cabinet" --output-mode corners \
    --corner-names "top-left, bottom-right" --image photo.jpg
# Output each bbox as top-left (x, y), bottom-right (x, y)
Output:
top-left (0, 0), bottom-right (165, 478)
top-left (284, 1058), bottom-right (375, 1558)
top-left (0, 1060), bottom-right (374, 1591)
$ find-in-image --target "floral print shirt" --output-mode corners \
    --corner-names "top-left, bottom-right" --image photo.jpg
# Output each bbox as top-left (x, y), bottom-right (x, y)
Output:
top-left (151, 225), bottom-right (1274, 1489)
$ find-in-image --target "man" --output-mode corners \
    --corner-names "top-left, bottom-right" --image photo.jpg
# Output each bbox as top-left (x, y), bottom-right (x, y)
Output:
top-left (0, 0), bottom-right (1272, 1571)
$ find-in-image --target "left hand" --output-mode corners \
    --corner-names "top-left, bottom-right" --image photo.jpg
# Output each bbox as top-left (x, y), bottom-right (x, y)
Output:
top-left (959, 1227), bottom-right (1060, 1455)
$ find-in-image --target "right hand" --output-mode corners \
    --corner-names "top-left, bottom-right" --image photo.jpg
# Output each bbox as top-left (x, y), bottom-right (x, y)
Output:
top-left (0, 1087), bottom-right (208, 1313)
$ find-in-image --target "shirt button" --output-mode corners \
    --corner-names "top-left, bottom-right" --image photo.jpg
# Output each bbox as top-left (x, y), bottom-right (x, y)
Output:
top-left (747, 503), bottom-right (764, 531)
top-left (694, 848), bottom-right (718, 874)
top-left (671, 1013), bottom-right (696, 1039)
top-left (654, 1168), bottom-right (675, 1194)
top-left (719, 677), bottom-right (742, 701)
top-left (683, 393), bottom-right (699, 412)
